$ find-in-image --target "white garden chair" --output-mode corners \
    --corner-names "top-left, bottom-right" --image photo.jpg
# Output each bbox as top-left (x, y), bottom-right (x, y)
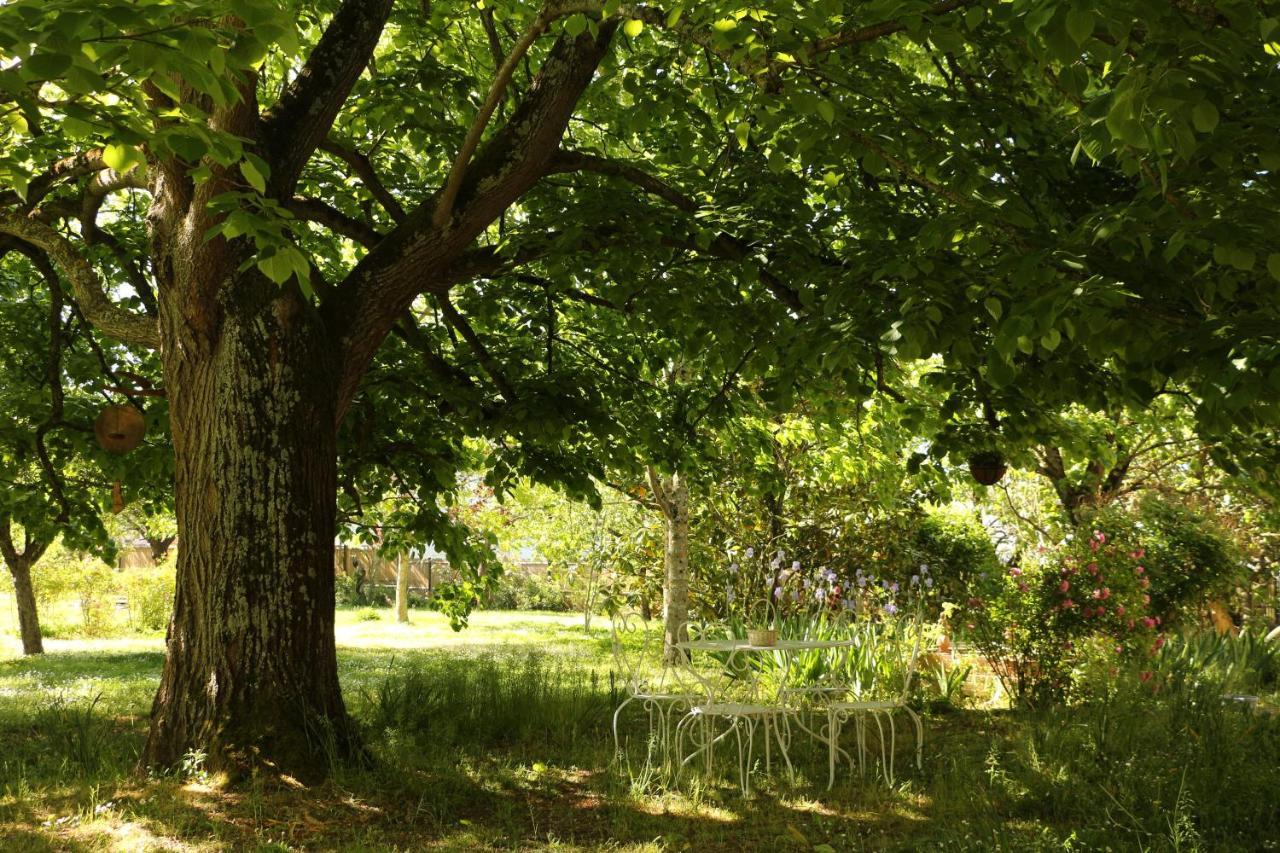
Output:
top-left (672, 628), bottom-right (797, 796)
top-left (822, 603), bottom-right (925, 788)
top-left (610, 610), bottom-right (697, 767)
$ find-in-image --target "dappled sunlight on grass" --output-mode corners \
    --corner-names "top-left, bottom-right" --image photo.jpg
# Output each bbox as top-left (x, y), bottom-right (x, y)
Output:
top-left (3, 610), bottom-right (1278, 850)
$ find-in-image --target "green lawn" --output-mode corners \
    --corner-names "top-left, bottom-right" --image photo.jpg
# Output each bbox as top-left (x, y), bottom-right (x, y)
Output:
top-left (2, 607), bottom-right (1279, 851)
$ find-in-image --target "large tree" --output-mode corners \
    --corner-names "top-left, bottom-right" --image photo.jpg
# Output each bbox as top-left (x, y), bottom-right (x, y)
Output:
top-left (3, 0), bottom-right (1278, 778)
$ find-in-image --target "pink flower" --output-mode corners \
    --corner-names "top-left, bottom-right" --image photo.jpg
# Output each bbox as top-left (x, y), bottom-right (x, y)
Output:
top-left (1062, 598), bottom-right (1076, 609)
top-left (1142, 594), bottom-right (1150, 604)
top-left (1092, 588), bottom-right (1103, 599)
top-left (1139, 671), bottom-right (1153, 683)
top-left (1132, 549), bottom-right (1145, 559)
top-left (1142, 617), bottom-right (1156, 628)
top-left (1093, 530), bottom-right (1106, 543)
top-left (1087, 563), bottom-right (1099, 575)
top-left (1090, 539), bottom-right (1100, 552)
top-left (1096, 606), bottom-right (1106, 617)
top-left (1010, 566), bottom-right (1023, 577)
top-left (1153, 635), bottom-right (1166, 650)
top-left (1059, 580), bottom-right (1070, 593)
top-left (1101, 588), bottom-right (1111, 600)
top-left (1018, 582), bottom-right (1029, 592)
top-left (1116, 605), bottom-right (1125, 616)
top-left (1114, 646), bottom-right (1123, 654)
top-left (1134, 566), bottom-right (1144, 575)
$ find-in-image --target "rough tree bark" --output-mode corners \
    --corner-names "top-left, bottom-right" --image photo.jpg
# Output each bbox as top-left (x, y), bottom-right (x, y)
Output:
top-left (649, 467), bottom-right (690, 663)
top-left (0, 516), bottom-right (51, 656)
top-left (141, 274), bottom-right (351, 777)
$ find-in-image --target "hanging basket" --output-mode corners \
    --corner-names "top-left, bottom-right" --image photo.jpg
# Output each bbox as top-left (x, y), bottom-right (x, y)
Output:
top-left (94, 405), bottom-right (146, 454)
top-left (968, 451), bottom-right (1007, 486)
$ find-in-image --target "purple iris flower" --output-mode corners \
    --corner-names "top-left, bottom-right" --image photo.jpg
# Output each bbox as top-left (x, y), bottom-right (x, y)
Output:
top-left (885, 602), bottom-right (898, 615)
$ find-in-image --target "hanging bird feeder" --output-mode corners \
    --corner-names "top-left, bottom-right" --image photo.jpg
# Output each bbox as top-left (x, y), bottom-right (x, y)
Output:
top-left (968, 450), bottom-right (1007, 486)
top-left (94, 404), bottom-right (146, 454)
top-left (95, 403), bottom-right (146, 514)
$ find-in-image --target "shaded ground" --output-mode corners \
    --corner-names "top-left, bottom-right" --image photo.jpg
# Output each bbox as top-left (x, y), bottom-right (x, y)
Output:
top-left (2, 609), bottom-right (1277, 851)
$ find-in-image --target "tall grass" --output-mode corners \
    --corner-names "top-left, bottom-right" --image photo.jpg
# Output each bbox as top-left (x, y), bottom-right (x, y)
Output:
top-left (359, 650), bottom-right (616, 761)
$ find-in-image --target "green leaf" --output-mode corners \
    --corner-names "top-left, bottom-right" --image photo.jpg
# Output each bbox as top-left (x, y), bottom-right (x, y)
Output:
top-left (712, 19), bottom-right (738, 33)
top-left (564, 14), bottom-right (588, 38)
top-left (103, 143), bottom-right (144, 174)
top-left (666, 6), bottom-right (684, 27)
top-left (984, 297), bottom-right (1003, 321)
top-left (1065, 8), bottom-right (1094, 46)
top-left (240, 158), bottom-right (267, 194)
top-left (816, 99), bottom-right (835, 124)
top-left (623, 18), bottom-right (644, 38)
top-left (1191, 100), bottom-right (1219, 133)
top-left (23, 51), bottom-right (73, 79)
top-left (1229, 247), bottom-right (1255, 272)
top-left (257, 250), bottom-right (294, 284)
top-left (1041, 328), bottom-right (1062, 351)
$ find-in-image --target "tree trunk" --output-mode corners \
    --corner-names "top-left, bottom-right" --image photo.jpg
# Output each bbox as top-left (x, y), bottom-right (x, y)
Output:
top-left (395, 553), bottom-right (409, 623)
top-left (658, 470), bottom-right (690, 664)
top-left (0, 519), bottom-right (49, 656)
top-left (147, 535), bottom-right (176, 563)
top-left (142, 278), bottom-right (355, 779)
top-left (8, 557), bottom-right (43, 656)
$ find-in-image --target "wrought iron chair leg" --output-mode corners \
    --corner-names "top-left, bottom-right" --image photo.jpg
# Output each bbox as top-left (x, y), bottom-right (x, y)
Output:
top-left (826, 709), bottom-right (839, 791)
top-left (613, 694), bottom-right (635, 754)
top-left (904, 705), bottom-right (924, 770)
top-left (886, 711), bottom-right (897, 787)
top-left (871, 711), bottom-right (888, 784)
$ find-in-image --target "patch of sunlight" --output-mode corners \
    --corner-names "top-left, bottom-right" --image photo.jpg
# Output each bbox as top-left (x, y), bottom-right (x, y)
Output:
top-left (67, 817), bottom-right (207, 852)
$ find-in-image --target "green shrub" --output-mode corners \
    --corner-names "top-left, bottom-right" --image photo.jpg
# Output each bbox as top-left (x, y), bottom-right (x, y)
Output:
top-left (913, 506), bottom-right (1000, 605)
top-left (484, 569), bottom-right (573, 611)
top-left (75, 560), bottom-right (119, 637)
top-left (120, 556), bottom-right (175, 632)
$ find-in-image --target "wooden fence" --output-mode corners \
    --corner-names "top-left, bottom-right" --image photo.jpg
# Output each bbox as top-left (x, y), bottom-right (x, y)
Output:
top-left (334, 545), bottom-right (548, 597)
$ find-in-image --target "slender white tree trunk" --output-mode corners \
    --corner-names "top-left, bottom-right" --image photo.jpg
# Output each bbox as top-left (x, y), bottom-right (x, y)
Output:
top-left (649, 467), bottom-right (690, 663)
top-left (395, 553), bottom-right (410, 623)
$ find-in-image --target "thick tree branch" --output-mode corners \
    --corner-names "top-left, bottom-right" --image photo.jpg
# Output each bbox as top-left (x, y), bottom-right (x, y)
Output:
top-left (436, 293), bottom-right (519, 402)
top-left (320, 140), bottom-right (408, 222)
top-left (0, 213), bottom-right (159, 349)
top-left (285, 196), bottom-right (383, 248)
top-left (548, 150), bottom-right (697, 212)
top-left (326, 24), bottom-right (617, 422)
top-left (433, 8), bottom-right (555, 227)
top-left (261, 0), bottom-right (395, 196)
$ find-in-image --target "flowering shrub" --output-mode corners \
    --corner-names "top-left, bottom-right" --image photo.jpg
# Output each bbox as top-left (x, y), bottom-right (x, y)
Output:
top-left (959, 528), bottom-right (1164, 707)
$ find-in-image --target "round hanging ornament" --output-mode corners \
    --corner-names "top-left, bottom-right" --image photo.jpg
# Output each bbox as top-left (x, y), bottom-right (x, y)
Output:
top-left (94, 404), bottom-right (145, 454)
